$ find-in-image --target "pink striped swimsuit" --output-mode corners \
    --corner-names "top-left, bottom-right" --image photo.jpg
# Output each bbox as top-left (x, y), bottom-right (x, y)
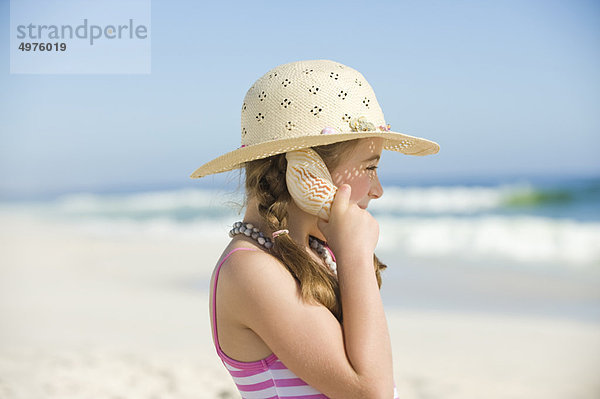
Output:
top-left (211, 247), bottom-right (399, 399)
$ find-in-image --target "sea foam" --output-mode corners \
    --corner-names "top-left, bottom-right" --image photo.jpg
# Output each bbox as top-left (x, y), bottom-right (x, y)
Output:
top-left (2, 183), bottom-right (598, 268)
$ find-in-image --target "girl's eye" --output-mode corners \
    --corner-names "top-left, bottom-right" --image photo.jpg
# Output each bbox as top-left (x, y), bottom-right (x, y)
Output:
top-left (366, 166), bottom-right (378, 171)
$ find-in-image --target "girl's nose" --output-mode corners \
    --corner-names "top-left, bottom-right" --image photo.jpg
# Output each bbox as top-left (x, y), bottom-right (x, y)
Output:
top-left (370, 174), bottom-right (384, 199)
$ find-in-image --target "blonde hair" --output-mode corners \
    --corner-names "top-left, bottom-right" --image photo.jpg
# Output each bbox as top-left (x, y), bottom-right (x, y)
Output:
top-left (243, 139), bottom-right (387, 322)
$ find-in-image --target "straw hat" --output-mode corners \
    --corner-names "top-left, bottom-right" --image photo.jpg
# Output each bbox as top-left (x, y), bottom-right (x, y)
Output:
top-left (190, 59), bottom-right (439, 179)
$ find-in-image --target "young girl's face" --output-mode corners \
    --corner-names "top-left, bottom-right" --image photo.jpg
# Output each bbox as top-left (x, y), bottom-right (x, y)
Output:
top-left (330, 138), bottom-right (384, 209)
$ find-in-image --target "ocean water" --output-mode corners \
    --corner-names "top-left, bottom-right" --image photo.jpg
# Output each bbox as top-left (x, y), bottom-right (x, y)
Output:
top-left (2, 175), bottom-right (599, 322)
top-left (2, 176), bottom-right (599, 271)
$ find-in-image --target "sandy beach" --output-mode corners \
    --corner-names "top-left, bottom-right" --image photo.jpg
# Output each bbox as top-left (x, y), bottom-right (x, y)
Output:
top-left (1, 212), bottom-right (599, 399)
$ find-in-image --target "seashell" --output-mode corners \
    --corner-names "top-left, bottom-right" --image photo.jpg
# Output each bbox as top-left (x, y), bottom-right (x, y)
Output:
top-left (244, 229), bottom-right (252, 236)
top-left (258, 237), bottom-right (266, 245)
top-left (285, 148), bottom-right (337, 221)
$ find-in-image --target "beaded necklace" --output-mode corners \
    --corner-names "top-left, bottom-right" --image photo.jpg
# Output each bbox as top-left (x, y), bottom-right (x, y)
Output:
top-left (229, 221), bottom-right (337, 274)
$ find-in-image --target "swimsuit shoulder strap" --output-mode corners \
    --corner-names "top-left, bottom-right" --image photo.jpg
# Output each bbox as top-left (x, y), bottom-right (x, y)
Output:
top-left (211, 247), bottom-right (260, 358)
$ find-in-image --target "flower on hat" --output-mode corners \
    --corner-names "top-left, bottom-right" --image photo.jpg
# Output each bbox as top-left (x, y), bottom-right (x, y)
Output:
top-left (349, 116), bottom-right (376, 132)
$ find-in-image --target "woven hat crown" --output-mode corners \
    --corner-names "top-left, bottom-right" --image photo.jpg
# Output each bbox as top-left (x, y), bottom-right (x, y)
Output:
top-left (189, 60), bottom-right (439, 179)
top-left (241, 60), bottom-right (386, 146)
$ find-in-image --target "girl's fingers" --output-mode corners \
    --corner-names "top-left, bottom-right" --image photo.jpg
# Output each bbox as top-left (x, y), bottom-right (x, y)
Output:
top-left (317, 184), bottom-right (350, 234)
top-left (330, 184), bottom-right (351, 220)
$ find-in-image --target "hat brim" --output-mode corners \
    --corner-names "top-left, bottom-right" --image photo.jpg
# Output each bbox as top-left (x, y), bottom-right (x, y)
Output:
top-left (190, 130), bottom-right (439, 179)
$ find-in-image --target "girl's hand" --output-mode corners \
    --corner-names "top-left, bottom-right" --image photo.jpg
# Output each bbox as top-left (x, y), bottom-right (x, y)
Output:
top-left (317, 184), bottom-right (379, 261)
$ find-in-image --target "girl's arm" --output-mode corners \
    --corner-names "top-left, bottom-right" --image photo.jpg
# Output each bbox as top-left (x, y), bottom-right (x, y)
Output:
top-left (319, 183), bottom-right (394, 396)
top-left (219, 185), bottom-right (394, 398)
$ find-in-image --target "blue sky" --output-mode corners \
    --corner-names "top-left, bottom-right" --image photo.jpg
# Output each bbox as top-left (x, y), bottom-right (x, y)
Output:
top-left (1, 0), bottom-right (599, 199)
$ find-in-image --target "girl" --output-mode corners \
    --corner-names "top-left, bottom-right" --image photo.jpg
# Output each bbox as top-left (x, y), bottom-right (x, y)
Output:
top-left (190, 60), bottom-right (439, 398)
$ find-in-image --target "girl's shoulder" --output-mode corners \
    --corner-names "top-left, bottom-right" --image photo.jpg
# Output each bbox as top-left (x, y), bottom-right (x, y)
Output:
top-left (213, 240), bottom-right (304, 332)
top-left (214, 239), bottom-right (298, 295)
top-left (217, 238), bottom-right (279, 270)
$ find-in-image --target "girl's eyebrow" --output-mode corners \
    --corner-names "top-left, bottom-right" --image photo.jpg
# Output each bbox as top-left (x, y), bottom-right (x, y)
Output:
top-left (362, 154), bottom-right (381, 162)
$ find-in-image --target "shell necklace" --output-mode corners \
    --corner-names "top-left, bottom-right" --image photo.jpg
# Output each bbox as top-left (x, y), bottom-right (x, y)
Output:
top-left (229, 221), bottom-right (337, 274)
